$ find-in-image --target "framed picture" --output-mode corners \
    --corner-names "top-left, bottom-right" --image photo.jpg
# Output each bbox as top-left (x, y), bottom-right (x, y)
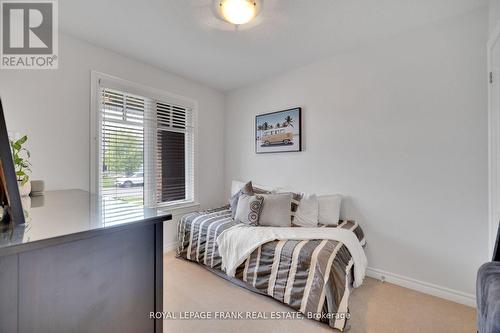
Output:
top-left (255, 107), bottom-right (302, 154)
top-left (0, 99), bottom-right (25, 226)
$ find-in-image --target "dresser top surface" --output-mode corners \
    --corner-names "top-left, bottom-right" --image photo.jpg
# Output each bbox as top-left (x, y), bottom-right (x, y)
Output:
top-left (0, 190), bottom-right (172, 254)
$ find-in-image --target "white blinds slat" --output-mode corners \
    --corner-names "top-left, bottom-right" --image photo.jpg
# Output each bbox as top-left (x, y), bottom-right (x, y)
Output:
top-left (100, 88), bottom-right (145, 209)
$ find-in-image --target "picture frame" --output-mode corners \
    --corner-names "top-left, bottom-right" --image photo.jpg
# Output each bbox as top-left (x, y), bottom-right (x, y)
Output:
top-left (0, 99), bottom-right (25, 226)
top-left (255, 107), bottom-right (302, 154)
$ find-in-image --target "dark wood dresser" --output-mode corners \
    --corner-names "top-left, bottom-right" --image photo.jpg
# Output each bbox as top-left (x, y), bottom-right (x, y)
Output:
top-left (0, 190), bottom-right (171, 333)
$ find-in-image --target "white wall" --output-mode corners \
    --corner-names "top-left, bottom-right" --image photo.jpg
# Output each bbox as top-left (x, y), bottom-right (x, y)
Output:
top-left (225, 8), bottom-right (488, 298)
top-left (490, 0), bottom-right (500, 34)
top-left (0, 33), bottom-right (227, 247)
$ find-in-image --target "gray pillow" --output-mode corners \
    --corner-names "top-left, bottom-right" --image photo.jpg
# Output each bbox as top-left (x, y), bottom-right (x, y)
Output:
top-left (229, 181), bottom-right (254, 218)
top-left (290, 192), bottom-right (303, 223)
top-left (258, 193), bottom-right (293, 227)
top-left (234, 194), bottom-right (264, 226)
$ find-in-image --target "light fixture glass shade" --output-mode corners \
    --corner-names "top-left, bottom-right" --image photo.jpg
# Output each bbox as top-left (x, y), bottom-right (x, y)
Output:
top-left (220, 0), bottom-right (257, 25)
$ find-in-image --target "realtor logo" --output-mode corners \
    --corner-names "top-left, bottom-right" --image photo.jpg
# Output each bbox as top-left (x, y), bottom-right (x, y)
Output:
top-left (0, 0), bottom-right (58, 69)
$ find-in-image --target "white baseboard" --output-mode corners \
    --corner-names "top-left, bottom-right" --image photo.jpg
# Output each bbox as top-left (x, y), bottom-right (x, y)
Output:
top-left (366, 267), bottom-right (476, 307)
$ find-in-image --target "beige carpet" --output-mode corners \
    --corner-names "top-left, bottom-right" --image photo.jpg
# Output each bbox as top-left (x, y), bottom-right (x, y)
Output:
top-left (164, 253), bottom-right (475, 332)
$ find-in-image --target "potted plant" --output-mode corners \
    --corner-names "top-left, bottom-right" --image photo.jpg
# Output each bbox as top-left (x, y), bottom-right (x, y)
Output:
top-left (10, 135), bottom-right (31, 197)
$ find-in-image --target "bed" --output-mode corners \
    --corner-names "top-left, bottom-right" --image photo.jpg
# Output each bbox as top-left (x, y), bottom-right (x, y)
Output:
top-left (176, 206), bottom-right (366, 331)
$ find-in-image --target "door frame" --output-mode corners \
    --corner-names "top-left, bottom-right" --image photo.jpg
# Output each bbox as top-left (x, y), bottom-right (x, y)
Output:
top-left (488, 22), bottom-right (500, 259)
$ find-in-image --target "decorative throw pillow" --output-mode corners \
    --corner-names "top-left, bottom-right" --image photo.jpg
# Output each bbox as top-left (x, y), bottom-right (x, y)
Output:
top-left (293, 193), bottom-right (319, 227)
top-left (234, 194), bottom-right (264, 226)
top-left (290, 192), bottom-right (304, 222)
top-left (318, 194), bottom-right (342, 226)
top-left (231, 180), bottom-right (275, 196)
top-left (229, 181), bottom-right (254, 218)
top-left (258, 193), bottom-right (293, 227)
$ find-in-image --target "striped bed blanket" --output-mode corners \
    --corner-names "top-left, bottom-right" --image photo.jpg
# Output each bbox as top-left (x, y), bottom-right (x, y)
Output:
top-left (176, 207), bottom-right (366, 331)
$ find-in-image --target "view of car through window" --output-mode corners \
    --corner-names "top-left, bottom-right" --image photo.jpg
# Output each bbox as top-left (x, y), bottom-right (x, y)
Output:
top-left (115, 172), bottom-right (144, 188)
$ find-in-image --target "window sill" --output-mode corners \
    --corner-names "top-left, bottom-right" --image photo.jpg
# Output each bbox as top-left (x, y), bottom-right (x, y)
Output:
top-left (157, 201), bottom-right (200, 216)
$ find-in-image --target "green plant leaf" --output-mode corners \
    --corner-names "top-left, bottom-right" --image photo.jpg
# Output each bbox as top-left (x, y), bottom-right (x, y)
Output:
top-left (9, 134), bottom-right (31, 185)
top-left (10, 135), bottom-right (31, 177)
top-left (16, 136), bottom-right (27, 146)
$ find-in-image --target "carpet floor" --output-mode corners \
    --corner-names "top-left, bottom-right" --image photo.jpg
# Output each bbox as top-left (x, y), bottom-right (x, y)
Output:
top-left (163, 252), bottom-right (476, 332)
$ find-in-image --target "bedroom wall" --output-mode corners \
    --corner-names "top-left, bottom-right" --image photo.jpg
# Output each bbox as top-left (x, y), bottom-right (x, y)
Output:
top-left (490, 0), bottom-right (500, 33)
top-left (0, 33), bottom-right (227, 249)
top-left (224, 8), bottom-right (488, 300)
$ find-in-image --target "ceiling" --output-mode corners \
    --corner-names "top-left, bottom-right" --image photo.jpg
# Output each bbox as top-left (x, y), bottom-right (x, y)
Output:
top-left (60, 0), bottom-right (487, 91)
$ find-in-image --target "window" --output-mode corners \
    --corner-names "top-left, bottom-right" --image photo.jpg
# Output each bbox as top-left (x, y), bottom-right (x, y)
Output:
top-left (92, 73), bottom-right (196, 210)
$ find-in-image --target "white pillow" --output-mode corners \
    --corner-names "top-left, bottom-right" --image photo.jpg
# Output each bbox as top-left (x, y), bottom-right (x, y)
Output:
top-left (318, 195), bottom-right (342, 226)
top-left (231, 180), bottom-right (247, 196)
top-left (294, 193), bottom-right (319, 227)
top-left (231, 180), bottom-right (275, 196)
top-left (258, 193), bottom-right (292, 227)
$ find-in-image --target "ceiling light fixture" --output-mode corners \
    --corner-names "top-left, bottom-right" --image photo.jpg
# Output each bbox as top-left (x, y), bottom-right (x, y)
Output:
top-left (217, 0), bottom-right (261, 25)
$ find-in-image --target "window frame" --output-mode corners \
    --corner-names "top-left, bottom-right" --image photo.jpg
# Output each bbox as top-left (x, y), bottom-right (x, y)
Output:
top-left (90, 71), bottom-right (199, 211)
